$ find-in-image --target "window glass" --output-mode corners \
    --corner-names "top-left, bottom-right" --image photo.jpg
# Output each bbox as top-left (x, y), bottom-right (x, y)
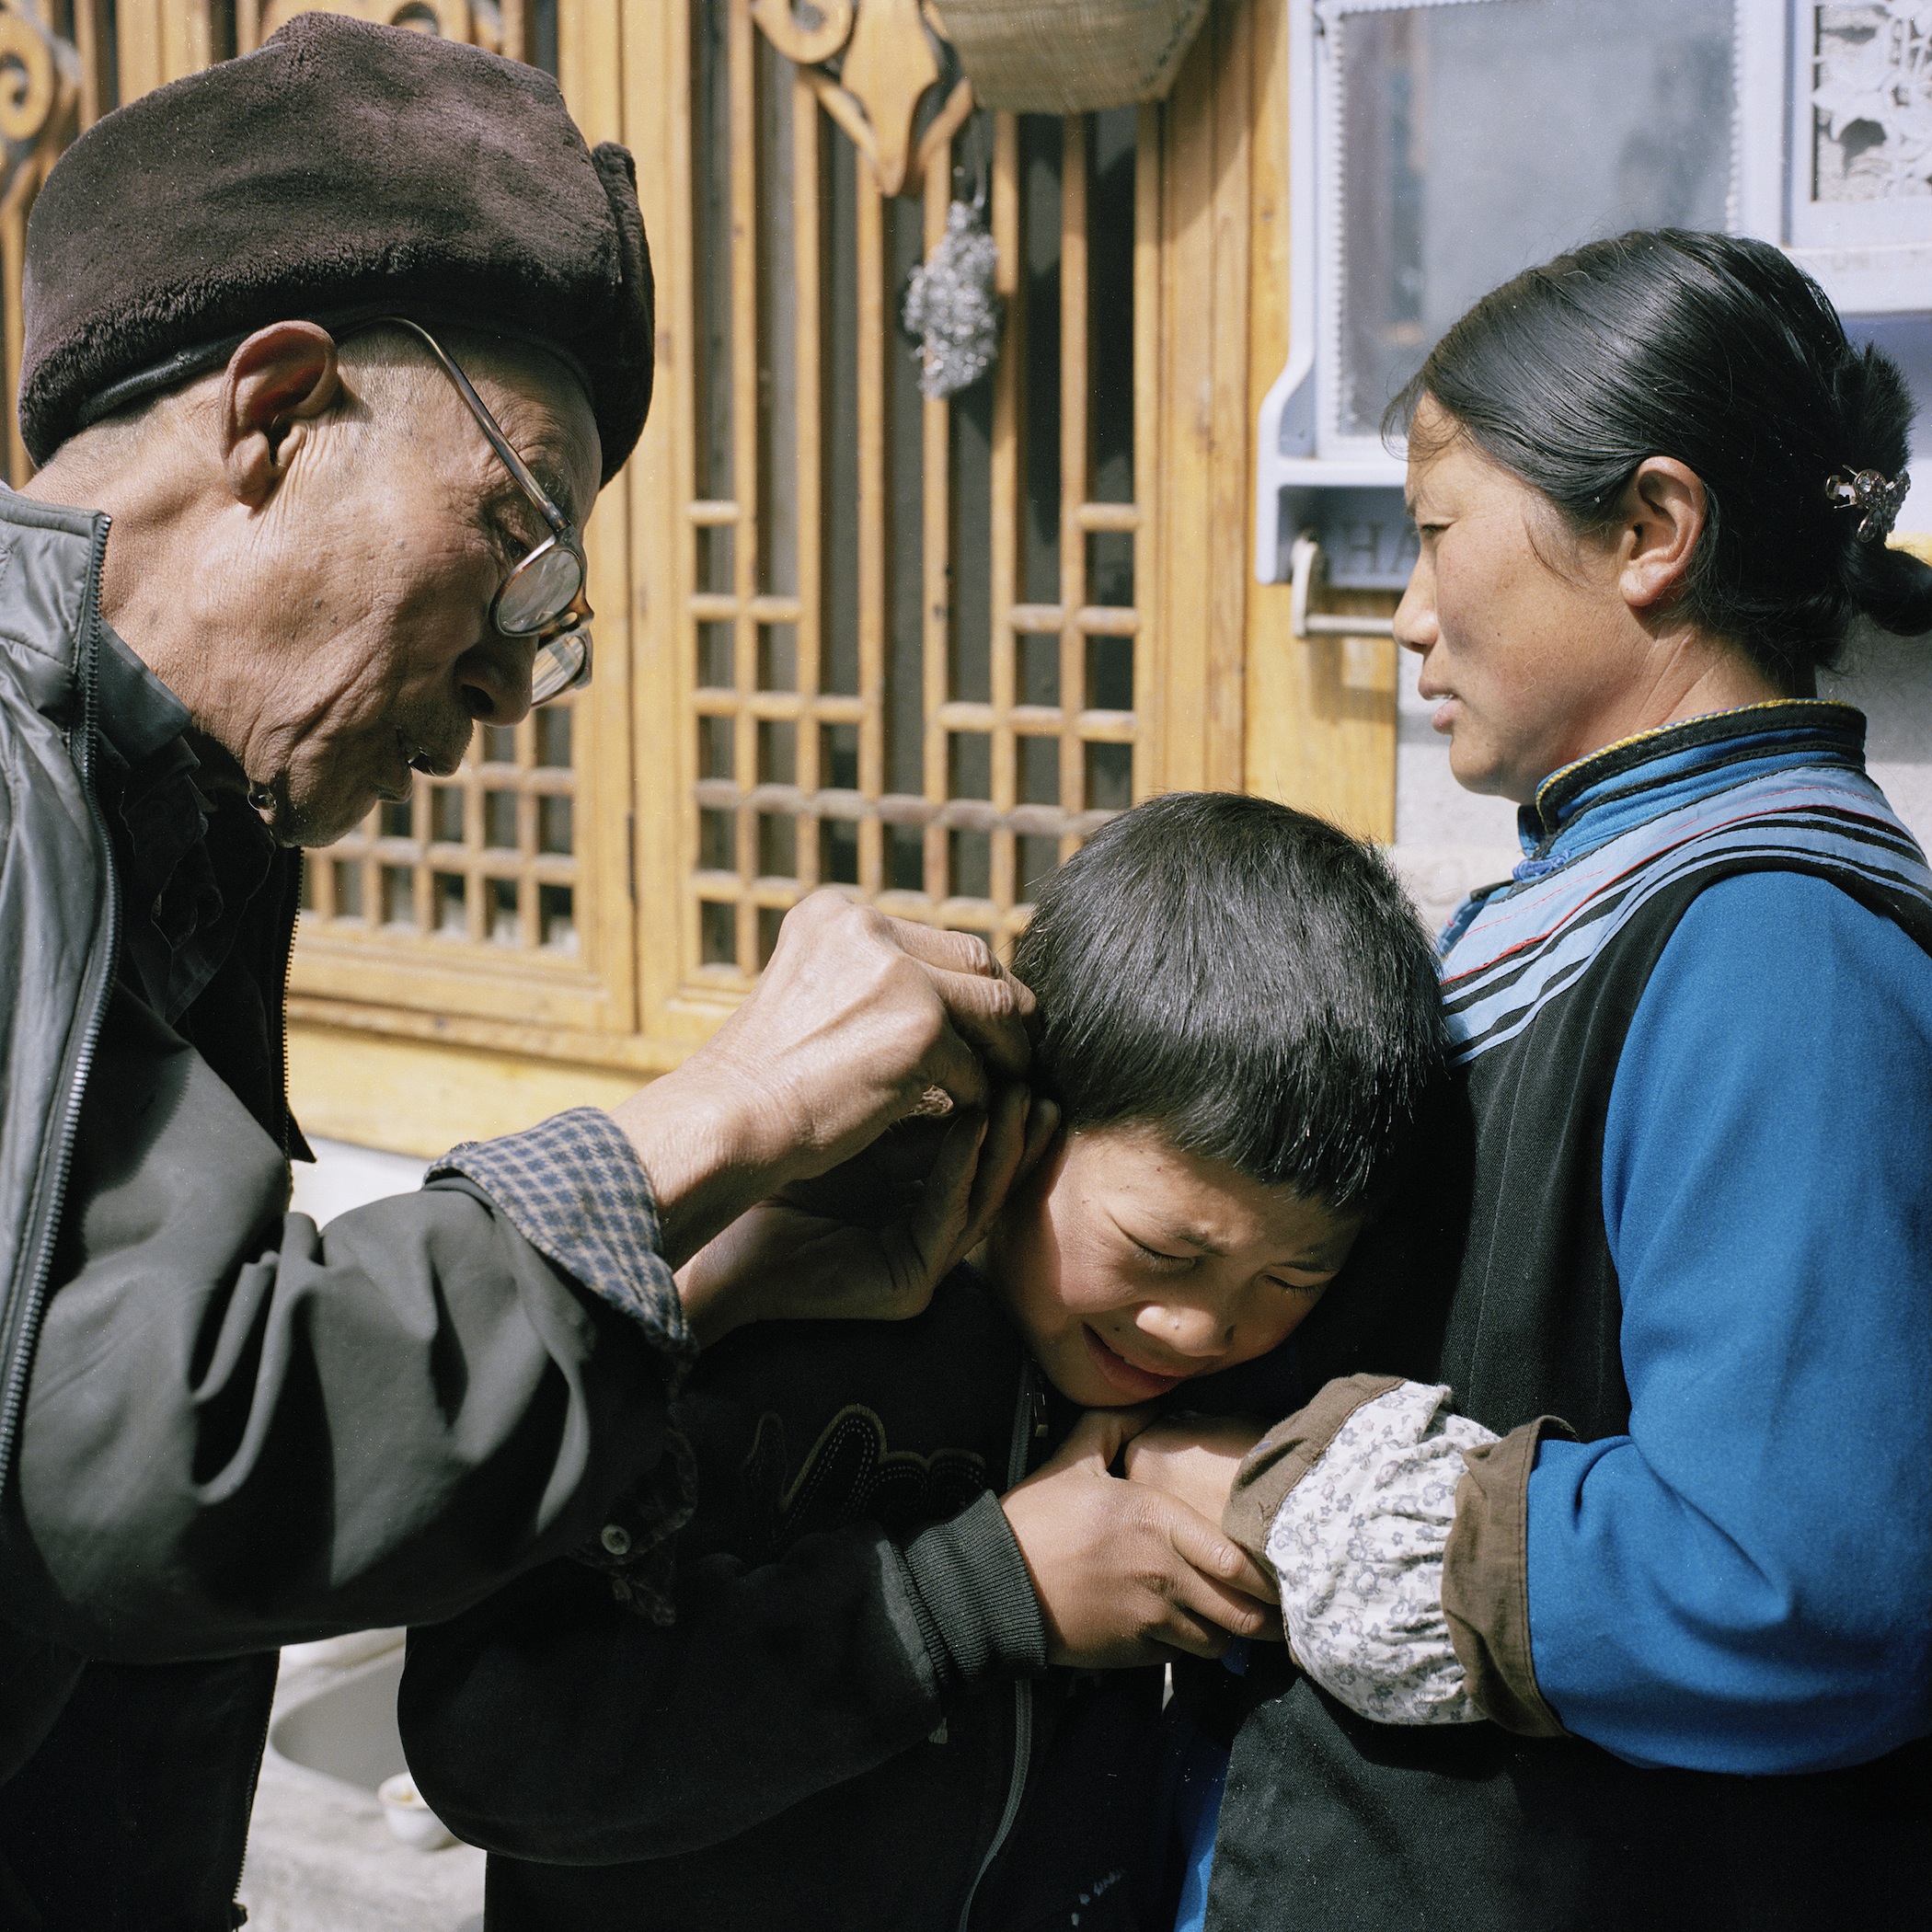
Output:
top-left (1335, 0), bottom-right (1736, 440)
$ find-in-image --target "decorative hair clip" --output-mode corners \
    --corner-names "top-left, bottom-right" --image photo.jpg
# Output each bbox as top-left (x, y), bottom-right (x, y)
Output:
top-left (1825, 466), bottom-right (1911, 543)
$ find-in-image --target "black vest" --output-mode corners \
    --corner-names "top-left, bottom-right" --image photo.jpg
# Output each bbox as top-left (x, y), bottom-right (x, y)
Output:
top-left (1208, 709), bottom-right (1932, 1931)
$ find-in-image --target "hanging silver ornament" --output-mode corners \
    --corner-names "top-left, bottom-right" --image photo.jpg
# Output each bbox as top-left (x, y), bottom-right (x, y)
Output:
top-left (902, 196), bottom-right (1002, 401)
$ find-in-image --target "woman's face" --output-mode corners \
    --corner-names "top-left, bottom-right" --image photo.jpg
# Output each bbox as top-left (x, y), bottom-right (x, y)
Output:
top-left (1395, 397), bottom-right (1675, 805)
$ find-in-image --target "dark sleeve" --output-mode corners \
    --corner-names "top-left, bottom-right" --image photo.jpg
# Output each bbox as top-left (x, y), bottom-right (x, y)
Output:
top-left (0, 983), bottom-right (691, 1659)
top-left (399, 1490), bottom-right (1045, 1864)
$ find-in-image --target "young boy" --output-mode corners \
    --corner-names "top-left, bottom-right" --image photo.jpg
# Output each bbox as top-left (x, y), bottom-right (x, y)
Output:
top-left (398, 791), bottom-right (1442, 1931)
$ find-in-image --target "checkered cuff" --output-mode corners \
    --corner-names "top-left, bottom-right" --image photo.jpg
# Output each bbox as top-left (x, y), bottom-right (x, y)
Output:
top-left (428, 1106), bottom-right (690, 1359)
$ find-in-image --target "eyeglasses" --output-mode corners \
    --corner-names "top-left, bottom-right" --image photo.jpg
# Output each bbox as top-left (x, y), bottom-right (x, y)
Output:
top-left (368, 316), bottom-right (593, 707)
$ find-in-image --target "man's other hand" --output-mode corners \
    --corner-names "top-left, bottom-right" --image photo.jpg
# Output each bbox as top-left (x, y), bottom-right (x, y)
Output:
top-left (674, 1089), bottom-right (1059, 1341)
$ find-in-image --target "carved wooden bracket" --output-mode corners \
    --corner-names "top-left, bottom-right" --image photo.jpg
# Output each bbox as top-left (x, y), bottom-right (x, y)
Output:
top-left (0, 0), bottom-right (78, 482)
top-left (0, 1), bottom-right (71, 159)
top-left (752, 0), bottom-right (972, 198)
top-left (749, 0), bottom-right (855, 67)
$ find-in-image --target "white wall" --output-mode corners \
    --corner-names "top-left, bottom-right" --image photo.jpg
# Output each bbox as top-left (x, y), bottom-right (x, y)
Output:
top-left (289, 1140), bottom-right (427, 1226)
top-left (1388, 652), bottom-right (1521, 935)
top-left (1822, 622), bottom-right (1932, 853)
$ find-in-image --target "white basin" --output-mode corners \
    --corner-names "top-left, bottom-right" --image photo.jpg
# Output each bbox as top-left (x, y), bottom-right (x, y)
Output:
top-left (268, 1646), bottom-right (409, 1794)
top-left (241, 1637), bottom-right (484, 1931)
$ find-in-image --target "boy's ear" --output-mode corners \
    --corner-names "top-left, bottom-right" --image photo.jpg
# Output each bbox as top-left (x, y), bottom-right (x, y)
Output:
top-left (1014, 1097), bottom-right (1064, 1189)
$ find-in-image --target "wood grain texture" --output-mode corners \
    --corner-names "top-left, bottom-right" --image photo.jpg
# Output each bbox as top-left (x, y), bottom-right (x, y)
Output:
top-left (287, 1022), bottom-right (644, 1158)
top-left (546, 0), bottom-right (632, 1018)
top-left (1149, 0), bottom-right (1248, 797)
top-left (627, 0), bottom-right (737, 1044)
top-left (1059, 112), bottom-right (1089, 834)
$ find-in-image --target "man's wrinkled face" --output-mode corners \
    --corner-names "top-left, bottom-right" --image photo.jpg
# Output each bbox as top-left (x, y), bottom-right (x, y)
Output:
top-left (242, 339), bottom-right (599, 845)
top-left (984, 1122), bottom-right (1363, 1408)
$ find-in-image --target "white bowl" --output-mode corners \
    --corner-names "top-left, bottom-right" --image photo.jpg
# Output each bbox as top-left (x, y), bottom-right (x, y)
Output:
top-left (377, 1772), bottom-right (457, 1851)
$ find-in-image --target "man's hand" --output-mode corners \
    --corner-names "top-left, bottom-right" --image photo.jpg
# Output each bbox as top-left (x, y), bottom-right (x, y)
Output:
top-left (1000, 1409), bottom-right (1280, 1669)
top-left (609, 893), bottom-right (1034, 1280)
top-left (1121, 1415), bottom-right (1271, 1539)
top-left (676, 1089), bottom-right (1060, 1342)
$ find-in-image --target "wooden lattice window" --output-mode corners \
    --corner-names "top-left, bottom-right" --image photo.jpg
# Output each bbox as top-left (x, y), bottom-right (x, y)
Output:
top-left (291, 652), bottom-right (636, 1034)
top-left (678, 0), bottom-right (1158, 981)
top-left (17, 0), bottom-right (1299, 1149)
top-left (301, 704), bottom-right (581, 952)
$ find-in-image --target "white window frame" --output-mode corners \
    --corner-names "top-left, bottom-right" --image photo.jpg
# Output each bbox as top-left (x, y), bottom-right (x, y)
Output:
top-left (1256, 0), bottom-right (1929, 584)
top-left (1782, 3), bottom-right (1932, 311)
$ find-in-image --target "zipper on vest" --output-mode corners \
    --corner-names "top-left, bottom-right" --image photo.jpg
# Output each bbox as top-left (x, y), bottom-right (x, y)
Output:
top-left (955, 1356), bottom-right (1042, 1932)
top-left (229, 1652), bottom-right (279, 1926)
top-left (275, 854), bottom-right (301, 1164)
top-left (0, 515), bottom-right (121, 1484)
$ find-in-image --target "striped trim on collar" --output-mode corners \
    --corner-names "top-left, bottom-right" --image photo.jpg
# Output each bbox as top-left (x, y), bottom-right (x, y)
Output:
top-left (1441, 729), bottom-right (1931, 1065)
top-left (1525, 700), bottom-right (1866, 842)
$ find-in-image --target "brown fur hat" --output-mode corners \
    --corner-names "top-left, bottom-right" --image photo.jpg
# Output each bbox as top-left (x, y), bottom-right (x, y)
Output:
top-left (20, 13), bottom-right (651, 485)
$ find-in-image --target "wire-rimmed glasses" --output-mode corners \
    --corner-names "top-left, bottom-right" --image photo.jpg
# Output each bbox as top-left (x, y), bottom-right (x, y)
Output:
top-left (367, 316), bottom-right (593, 707)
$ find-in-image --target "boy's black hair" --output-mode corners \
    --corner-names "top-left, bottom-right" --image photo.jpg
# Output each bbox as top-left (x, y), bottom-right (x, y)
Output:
top-left (1012, 792), bottom-right (1442, 1212)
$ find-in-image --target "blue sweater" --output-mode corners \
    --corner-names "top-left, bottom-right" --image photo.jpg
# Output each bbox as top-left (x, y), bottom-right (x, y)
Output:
top-left (1526, 867), bottom-right (1932, 1772)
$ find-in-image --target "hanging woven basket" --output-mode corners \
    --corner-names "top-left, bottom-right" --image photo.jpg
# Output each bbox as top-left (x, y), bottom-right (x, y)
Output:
top-left (929, 0), bottom-right (1211, 114)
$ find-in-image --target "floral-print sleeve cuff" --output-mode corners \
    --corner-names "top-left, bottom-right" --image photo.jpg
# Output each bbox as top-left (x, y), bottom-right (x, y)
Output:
top-left (1227, 1375), bottom-right (1566, 1731)
top-left (428, 1105), bottom-right (691, 1360)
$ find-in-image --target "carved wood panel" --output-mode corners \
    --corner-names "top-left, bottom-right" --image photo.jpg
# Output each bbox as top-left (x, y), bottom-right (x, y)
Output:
top-left (0, 1), bottom-right (76, 484)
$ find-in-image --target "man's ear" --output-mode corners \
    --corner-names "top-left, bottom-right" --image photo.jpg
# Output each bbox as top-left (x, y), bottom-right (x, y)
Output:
top-left (1616, 455), bottom-right (1707, 619)
top-left (221, 322), bottom-right (341, 508)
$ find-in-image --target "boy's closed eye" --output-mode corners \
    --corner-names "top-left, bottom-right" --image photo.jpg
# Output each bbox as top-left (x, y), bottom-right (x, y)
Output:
top-left (1116, 1219), bottom-right (1346, 1294)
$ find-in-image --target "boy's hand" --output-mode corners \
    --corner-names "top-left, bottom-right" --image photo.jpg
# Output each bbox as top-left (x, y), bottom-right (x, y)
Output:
top-left (1121, 1415), bottom-right (1271, 1539)
top-left (1001, 1409), bottom-right (1279, 1668)
top-left (675, 1089), bottom-right (1059, 1343)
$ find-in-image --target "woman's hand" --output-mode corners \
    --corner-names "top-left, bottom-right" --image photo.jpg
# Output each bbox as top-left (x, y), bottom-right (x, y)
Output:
top-left (1121, 1415), bottom-right (1271, 1550)
top-left (675, 1089), bottom-right (1059, 1342)
top-left (1000, 1409), bottom-right (1280, 1668)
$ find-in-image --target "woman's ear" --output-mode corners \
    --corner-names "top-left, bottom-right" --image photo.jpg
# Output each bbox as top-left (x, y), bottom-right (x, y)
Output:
top-left (1617, 455), bottom-right (1707, 618)
top-left (221, 321), bottom-right (342, 508)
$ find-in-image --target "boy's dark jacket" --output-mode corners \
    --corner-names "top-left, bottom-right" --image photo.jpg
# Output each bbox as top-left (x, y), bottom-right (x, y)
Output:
top-left (401, 1271), bottom-right (1302, 1932)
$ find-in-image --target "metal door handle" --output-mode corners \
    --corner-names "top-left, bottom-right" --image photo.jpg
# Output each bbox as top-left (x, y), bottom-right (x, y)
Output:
top-left (1289, 531), bottom-right (1397, 639)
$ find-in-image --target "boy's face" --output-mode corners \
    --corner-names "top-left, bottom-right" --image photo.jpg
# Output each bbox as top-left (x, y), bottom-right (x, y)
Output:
top-left (984, 1122), bottom-right (1363, 1407)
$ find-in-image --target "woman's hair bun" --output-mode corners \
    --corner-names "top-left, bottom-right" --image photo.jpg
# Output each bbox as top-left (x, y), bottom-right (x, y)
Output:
top-left (1831, 345), bottom-right (1932, 637)
top-left (1844, 531), bottom-right (1932, 638)
top-left (1391, 229), bottom-right (1932, 687)
top-left (1830, 342), bottom-right (1912, 484)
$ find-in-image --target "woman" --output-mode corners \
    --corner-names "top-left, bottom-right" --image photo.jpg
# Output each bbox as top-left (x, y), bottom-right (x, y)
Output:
top-left (1200, 231), bottom-right (1932, 1927)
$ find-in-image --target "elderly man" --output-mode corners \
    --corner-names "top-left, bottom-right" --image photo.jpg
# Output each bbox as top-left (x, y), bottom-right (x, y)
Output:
top-left (0, 17), bottom-right (1032, 1925)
